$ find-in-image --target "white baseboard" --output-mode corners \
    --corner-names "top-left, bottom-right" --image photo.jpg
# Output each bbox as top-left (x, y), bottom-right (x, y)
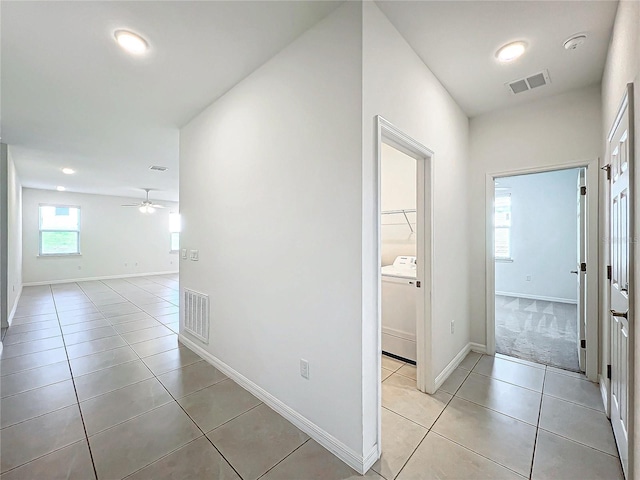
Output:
top-left (470, 342), bottom-right (487, 354)
top-left (434, 342), bottom-right (471, 391)
top-left (599, 374), bottom-right (610, 417)
top-left (7, 285), bottom-right (22, 327)
top-left (179, 334), bottom-right (376, 475)
top-left (22, 271), bottom-right (178, 287)
top-left (496, 291), bottom-right (577, 305)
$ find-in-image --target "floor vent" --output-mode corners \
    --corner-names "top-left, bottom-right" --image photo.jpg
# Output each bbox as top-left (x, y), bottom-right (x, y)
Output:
top-left (506, 70), bottom-right (551, 95)
top-left (183, 289), bottom-right (210, 343)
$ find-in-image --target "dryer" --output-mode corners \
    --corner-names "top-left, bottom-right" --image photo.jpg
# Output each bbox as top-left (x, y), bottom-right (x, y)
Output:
top-left (381, 256), bottom-right (417, 362)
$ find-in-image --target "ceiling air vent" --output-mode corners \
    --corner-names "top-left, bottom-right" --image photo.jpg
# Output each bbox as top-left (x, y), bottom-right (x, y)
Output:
top-left (149, 165), bottom-right (168, 172)
top-left (506, 70), bottom-right (551, 95)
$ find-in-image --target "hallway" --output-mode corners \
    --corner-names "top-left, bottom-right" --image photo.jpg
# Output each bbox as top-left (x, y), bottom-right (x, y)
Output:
top-left (0, 275), bottom-right (625, 479)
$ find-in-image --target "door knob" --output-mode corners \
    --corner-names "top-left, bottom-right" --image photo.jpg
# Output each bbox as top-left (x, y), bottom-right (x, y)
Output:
top-left (610, 309), bottom-right (628, 319)
top-left (570, 270), bottom-right (579, 274)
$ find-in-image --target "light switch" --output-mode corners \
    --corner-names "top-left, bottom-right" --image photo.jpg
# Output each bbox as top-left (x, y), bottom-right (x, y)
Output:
top-left (181, 249), bottom-right (187, 260)
top-left (189, 249), bottom-right (199, 261)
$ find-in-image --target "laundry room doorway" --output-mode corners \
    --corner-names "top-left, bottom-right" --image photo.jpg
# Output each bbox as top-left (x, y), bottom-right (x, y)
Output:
top-left (376, 116), bottom-right (434, 394)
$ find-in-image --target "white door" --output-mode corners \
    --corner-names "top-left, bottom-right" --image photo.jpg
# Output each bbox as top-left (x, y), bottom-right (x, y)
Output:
top-left (608, 86), bottom-right (632, 478)
top-left (576, 169), bottom-right (587, 372)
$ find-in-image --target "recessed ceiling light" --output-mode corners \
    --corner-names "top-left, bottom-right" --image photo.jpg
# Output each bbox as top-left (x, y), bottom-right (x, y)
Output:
top-left (62, 167), bottom-right (75, 175)
top-left (56, 186), bottom-right (66, 192)
top-left (496, 41), bottom-right (527, 63)
top-left (114, 29), bottom-right (148, 55)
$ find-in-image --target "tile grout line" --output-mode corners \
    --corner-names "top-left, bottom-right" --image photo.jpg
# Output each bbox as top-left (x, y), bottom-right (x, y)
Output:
top-left (390, 359), bottom-right (477, 480)
top-left (528, 366), bottom-right (548, 479)
top-left (97, 277), bottom-right (248, 480)
top-left (50, 283), bottom-right (100, 480)
top-left (255, 438), bottom-right (312, 480)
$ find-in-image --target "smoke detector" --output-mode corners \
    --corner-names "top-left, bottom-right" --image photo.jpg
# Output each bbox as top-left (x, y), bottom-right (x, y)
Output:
top-left (563, 34), bottom-right (587, 50)
top-left (505, 70), bottom-right (551, 95)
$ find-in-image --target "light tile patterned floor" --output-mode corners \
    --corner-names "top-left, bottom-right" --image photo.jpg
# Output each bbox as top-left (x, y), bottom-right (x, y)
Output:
top-left (380, 353), bottom-right (624, 480)
top-left (0, 275), bottom-right (624, 479)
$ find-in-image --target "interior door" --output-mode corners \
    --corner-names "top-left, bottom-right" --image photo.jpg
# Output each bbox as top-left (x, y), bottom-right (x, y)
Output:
top-left (576, 169), bottom-right (587, 371)
top-left (609, 86), bottom-right (632, 478)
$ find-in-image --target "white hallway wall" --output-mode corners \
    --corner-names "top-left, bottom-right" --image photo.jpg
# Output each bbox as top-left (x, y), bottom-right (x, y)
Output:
top-left (469, 85), bottom-right (602, 347)
top-left (22, 188), bottom-right (178, 284)
top-left (362, 0), bottom-right (471, 450)
top-left (495, 168), bottom-right (580, 303)
top-left (180, 2), bottom-right (368, 465)
top-left (601, 0), bottom-right (640, 476)
top-left (7, 147), bottom-right (23, 322)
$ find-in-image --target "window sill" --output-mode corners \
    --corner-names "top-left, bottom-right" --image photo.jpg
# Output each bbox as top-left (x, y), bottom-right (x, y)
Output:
top-left (495, 258), bottom-right (513, 263)
top-left (38, 253), bottom-right (82, 258)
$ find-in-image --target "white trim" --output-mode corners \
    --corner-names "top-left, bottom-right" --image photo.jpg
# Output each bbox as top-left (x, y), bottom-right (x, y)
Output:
top-left (381, 325), bottom-right (416, 342)
top-left (470, 342), bottom-right (488, 354)
top-left (22, 271), bottom-right (178, 286)
top-left (600, 374), bottom-right (610, 417)
top-left (7, 285), bottom-right (22, 327)
top-left (485, 160), bottom-right (599, 382)
top-left (179, 334), bottom-right (374, 475)
top-left (495, 291), bottom-right (578, 305)
top-left (434, 342), bottom-right (471, 390)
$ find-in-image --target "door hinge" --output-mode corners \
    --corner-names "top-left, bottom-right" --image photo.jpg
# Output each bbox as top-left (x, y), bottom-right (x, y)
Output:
top-left (607, 364), bottom-right (612, 379)
top-left (580, 186), bottom-right (587, 196)
top-left (416, 281), bottom-right (421, 288)
top-left (601, 164), bottom-right (611, 181)
top-left (581, 339), bottom-right (586, 349)
top-left (607, 265), bottom-right (612, 280)
top-left (581, 262), bottom-right (587, 272)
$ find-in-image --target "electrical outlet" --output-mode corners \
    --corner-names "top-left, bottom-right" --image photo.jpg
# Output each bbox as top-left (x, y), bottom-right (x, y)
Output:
top-left (300, 359), bottom-right (309, 379)
top-left (450, 320), bottom-right (455, 334)
top-left (526, 275), bottom-right (532, 281)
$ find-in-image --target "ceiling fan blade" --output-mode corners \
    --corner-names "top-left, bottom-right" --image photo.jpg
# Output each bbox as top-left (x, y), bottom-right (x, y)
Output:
top-left (150, 204), bottom-right (166, 208)
top-left (121, 204), bottom-right (141, 207)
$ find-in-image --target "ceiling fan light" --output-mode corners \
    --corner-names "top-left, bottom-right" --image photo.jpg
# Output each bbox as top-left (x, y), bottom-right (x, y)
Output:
top-left (139, 206), bottom-right (147, 213)
top-left (147, 206), bottom-right (156, 213)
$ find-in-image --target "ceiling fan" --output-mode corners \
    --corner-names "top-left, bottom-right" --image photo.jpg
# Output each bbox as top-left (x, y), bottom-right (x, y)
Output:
top-left (122, 188), bottom-right (166, 213)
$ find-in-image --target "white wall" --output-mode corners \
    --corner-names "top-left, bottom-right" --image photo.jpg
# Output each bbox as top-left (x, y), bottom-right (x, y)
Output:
top-left (22, 188), bottom-right (178, 284)
top-left (469, 85), bottom-right (602, 346)
top-left (361, 2), bottom-right (471, 451)
top-left (495, 169), bottom-right (579, 303)
top-left (180, 2), bottom-right (367, 466)
top-left (381, 143), bottom-right (416, 266)
top-left (1, 144), bottom-right (23, 328)
top-left (7, 148), bottom-right (23, 323)
top-left (601, 1), bottom-right (640, 476)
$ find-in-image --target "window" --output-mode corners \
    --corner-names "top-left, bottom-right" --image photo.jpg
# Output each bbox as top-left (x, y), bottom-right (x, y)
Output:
top-left (494, 194), bottom-right (511, 260)
top-left (39, 205), bottom-right (81, 255)
top-left (169, 213), bottom-right (181, 252)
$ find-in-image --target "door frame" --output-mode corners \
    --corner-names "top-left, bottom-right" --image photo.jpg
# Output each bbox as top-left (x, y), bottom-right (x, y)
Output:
top-left (376, 115), bottom-right (434, 398)
top-left (485, 159), bottom-right (599, 381)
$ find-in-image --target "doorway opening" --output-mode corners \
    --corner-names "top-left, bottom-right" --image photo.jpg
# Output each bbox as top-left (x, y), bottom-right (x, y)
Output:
top-left (492, 168), bottom-right (585, 372)
top-left (486, 160), bottom-right (598, 382)
top-left (376, 116), bottom-right (433, 397)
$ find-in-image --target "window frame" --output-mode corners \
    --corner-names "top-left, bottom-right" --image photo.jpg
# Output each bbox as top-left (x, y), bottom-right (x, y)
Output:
top-left (494, 193), bottom-right (512, 262)
top-left (169, 212), bottom-right (180, 253)
top-left (38, 204), bottom-right (82, 256)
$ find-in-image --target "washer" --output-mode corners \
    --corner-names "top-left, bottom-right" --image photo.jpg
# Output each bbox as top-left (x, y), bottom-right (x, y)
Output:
top-left (381, 256), bottom-right (417, 362)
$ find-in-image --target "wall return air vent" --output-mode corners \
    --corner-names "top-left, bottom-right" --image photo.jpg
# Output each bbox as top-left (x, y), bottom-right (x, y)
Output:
top-left (506, 70), bottom-right (551, 95)
top-left (183, 288), bottom-right (210, 343)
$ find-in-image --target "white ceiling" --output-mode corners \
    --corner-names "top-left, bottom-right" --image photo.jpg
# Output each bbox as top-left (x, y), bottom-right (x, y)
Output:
top-left (0, 1), bottom-right (340, 202)
top-left (377, 0), bottom-right (618, 117)
top-left (2, 1), bottom-right (619, 201)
